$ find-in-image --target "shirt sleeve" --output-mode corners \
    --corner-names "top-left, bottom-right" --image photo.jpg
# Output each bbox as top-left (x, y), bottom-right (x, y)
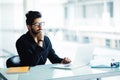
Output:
top-left (45, 36), bottom-right (63, 63)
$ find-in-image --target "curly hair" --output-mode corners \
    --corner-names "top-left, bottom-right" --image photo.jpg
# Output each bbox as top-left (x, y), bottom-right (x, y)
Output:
top-left (26, 11), bottom-right (42, 25)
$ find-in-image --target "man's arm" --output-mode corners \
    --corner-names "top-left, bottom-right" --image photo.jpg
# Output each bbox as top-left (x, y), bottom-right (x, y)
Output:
top-left (46, 36), bottom-right (71, 64)
top-left (36, 31), bottom-right (44, 47)
top-left (48, 48), bottom-right (63, 63)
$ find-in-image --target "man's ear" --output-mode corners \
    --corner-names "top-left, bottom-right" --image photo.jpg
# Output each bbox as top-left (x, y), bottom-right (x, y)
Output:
top-left (27, 25), bottom-right (31, 30)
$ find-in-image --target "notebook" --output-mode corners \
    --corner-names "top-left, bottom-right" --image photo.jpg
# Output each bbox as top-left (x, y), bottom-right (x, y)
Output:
top-left (52, 44), bottom-right (94, 69)
top-left (7, 66), bottom-right (30, 74)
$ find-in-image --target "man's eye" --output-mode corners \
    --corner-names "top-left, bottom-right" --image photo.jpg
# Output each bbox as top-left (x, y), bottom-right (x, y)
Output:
top-left (35, 23), bottom-right (40, 26)
top-left (33, 22), bottom-right (45, 26)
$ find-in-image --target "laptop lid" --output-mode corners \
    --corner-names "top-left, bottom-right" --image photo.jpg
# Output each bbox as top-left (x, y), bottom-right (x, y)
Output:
top-left (52, 44), bottom-right (94, 69)
top-left (73, 44), bottom-right (94, 65)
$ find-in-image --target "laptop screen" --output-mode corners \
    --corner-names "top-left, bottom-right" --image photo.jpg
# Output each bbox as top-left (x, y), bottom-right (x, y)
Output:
top-left (52, 44), bottom-right (94, 69)
top-left (73, 44), bottom-right (94, 65)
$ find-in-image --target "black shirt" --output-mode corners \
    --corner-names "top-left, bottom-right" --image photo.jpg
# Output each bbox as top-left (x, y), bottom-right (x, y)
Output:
top-left (16, 31), bottom-right (63, 66)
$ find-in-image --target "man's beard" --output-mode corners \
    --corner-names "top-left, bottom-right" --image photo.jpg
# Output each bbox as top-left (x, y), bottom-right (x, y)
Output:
top-left (31, 29), bottom-right (41, 36)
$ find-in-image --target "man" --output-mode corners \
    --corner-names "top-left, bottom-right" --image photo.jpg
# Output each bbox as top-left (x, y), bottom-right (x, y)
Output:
top-left (16, 11), bottom-right (71, 66)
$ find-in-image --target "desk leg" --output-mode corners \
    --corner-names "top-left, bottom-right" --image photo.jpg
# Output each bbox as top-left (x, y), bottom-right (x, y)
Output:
top-left (97, 78), bottom-right (101, 80)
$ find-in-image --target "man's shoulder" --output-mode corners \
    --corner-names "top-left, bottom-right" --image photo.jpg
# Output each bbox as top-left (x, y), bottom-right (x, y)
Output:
top-left (44, 35), bottom-right (50, 40)
top-left (16, 32), bottom-right (28, 42)
top-left (44, 35), bottom-right (48, 38)
top-left (18, 34), bottom-right (27, 40)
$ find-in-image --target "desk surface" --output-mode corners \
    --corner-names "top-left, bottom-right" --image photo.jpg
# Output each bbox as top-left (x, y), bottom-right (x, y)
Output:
top-left (1, 64), bottom-right (120, 80)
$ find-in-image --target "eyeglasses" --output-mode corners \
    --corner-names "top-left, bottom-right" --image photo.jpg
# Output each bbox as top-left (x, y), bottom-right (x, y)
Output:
top-left (32, 22), bottom-right (45, 27)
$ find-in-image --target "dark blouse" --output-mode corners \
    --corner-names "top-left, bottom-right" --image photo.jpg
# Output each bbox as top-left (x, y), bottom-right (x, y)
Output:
top-left (16, 31), bottom-right (63, 66)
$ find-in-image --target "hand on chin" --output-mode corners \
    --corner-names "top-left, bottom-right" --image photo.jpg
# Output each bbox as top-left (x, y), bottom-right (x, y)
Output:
top-left (37, 30), bottom-right (44, 41)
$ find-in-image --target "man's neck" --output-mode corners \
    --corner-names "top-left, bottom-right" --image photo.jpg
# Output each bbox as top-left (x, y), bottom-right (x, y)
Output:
top-left (29, 31), bottom-right (38, 43)
top-left (29, 31), bottom-right (37, 37)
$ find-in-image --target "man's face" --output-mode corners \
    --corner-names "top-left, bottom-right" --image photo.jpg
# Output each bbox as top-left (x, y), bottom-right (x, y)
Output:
top-left (29, 18), bottom-right (44, 35)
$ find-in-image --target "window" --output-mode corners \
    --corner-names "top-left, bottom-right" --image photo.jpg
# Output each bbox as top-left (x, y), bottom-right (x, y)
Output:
top-left (64, 6), bottom-right (68, 19)
top-left (106, 39), bottom-right (111, 47)
top-left (107, 2), bottom-right (113, 17)
top-left (83, 37), bottom-right (89, 43)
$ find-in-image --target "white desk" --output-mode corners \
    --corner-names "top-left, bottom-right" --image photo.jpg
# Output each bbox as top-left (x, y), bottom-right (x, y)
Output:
top-left (1, 64), bottom-right (120, 80)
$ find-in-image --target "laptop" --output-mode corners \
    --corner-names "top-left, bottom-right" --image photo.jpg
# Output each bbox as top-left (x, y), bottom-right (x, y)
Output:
top-left (52, 44), bottom-right (94, 69)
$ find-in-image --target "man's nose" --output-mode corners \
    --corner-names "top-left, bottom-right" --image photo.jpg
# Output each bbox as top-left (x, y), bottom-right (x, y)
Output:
top-left (38, 25), bottom-right (42, 30)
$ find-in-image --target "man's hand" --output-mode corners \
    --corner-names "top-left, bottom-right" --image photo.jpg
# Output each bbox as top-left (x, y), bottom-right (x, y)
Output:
top-left (37, 31), bottom-right (44, 47)
top-left (37, 31), bottom-right (44, 42)
top-left (61, 57), bottom-right (71, 64)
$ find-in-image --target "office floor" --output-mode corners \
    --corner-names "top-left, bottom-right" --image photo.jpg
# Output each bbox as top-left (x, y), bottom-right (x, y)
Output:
top-left (0, 49), bottom-right (12, 68)
top-left (0, 58), bottom-right (6, 68)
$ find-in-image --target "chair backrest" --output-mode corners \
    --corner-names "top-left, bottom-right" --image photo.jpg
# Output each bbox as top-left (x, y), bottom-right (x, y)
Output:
top-left (6, 55), bottom-right (21, 68)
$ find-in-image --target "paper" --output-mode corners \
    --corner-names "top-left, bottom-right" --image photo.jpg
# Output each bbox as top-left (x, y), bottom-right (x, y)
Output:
top-left (7, 66), bottom-right (29, 74)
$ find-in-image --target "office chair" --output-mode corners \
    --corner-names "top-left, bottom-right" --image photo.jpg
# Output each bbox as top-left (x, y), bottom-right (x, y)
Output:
top-left (6, 55), bottom-right (21, 68)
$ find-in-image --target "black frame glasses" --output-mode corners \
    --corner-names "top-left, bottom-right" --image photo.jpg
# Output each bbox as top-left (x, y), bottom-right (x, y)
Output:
top-left (32, 22), bottom-right (45, 27)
